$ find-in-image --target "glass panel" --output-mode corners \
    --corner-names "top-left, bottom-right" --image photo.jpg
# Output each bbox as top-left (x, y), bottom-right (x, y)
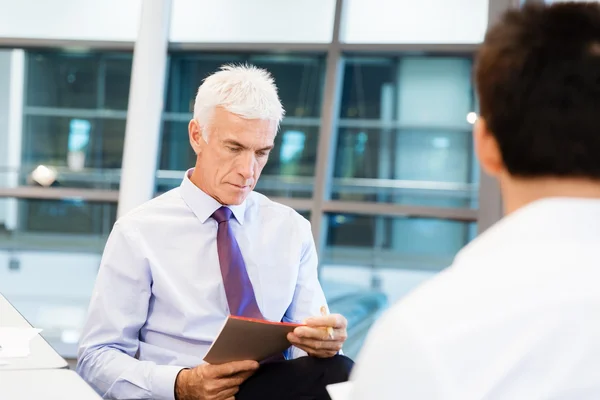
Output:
top-left (0, 198), bottom-right (115, 252)
top-left (20, 116), bottom-right (125, 189)
top-left (334, 56), bottom-right (479, 208)
top-left (20, 198), bottom-right (117, 236)
top-left (342, 0), bottom-right (488, 44)
top-left (322, 213), bottom-right (475, 297)
top-left (321, 213), bottom-right (475, 358)
top-left (158, 53), bottom-right (326, 198)
top-left (27, 52), bottom-right (99, 109)
top-left (104, 56), bottom-right (133, 110)
top-left (165, 54), bottom-right (325, 117)
top-left (170, 0), bottom-right (336, 43)
top-left (18, 51), bottom-right (132, 190)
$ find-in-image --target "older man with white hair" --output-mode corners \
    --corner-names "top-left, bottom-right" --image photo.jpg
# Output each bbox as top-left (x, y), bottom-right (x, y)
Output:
top-left (77, 64), bottom-right (353, 400)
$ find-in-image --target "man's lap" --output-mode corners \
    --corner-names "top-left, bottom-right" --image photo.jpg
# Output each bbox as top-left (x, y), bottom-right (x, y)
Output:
top-left (237, 355), bottom-right (354, 400)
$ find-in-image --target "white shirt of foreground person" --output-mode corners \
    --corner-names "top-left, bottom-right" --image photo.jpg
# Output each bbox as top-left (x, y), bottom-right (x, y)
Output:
top-left (348, 197), bottom-right (600, 400)
top-left (76, 170), bottom-right (327, 399)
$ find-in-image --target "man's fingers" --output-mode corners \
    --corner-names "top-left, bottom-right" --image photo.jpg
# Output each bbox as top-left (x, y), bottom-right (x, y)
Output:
top-left (218, 370), bottom-right (255, 389)
top-left (216, 386), bottom-right (239, 400)
top-left (205, 373), bottom-right (248, 396)
top-left (303, 313), bottom-right (347, 329)
top-left (212, 360), bottom-right (259, 377)
top-left (292, 343), bottom-right (339, 359)
top-left (288, 333), bottom-right (343, 352)
top-left (293, 326), bottom-right (347, 341)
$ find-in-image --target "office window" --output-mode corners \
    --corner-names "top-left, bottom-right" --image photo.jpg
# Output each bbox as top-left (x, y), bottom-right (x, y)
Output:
top-left (157, 53), bottom-right (326, 198)
top-left (0, 198), bottom-right (115, 252)
top-left (22, 51), bottom-right (132, 189)
top-left (14, 51), bottom-right (131, 236)
top-left (342, 0), bottom-right (488, 44)
top-left (333, 56), bottom-right (479, 208)
top-left (322, 213), bottom-right (477, 302)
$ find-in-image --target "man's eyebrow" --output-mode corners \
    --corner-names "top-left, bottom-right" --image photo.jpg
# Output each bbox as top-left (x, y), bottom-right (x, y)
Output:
top-left (222, 139), bottom-right (274, 152)
top-left (222, 139), bottom-right (248, 150)
top-left (257, 144), bottom-right (274, 152)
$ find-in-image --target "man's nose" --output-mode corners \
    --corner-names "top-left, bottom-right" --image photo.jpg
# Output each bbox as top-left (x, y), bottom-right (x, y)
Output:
top-left (237, 152), bottom-right (256, 181)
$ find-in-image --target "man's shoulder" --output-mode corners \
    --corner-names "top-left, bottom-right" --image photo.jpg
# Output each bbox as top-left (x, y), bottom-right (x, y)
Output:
top-left (115, 187), bottom-right (186, 227)
top-left (248, 191), bottom-right (309, 225)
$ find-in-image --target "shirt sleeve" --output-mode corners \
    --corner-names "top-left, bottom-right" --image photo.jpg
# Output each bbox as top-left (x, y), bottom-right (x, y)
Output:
top-left (349, 308), bottom-right (447, 400)
top-left (282, 217), bottom-right (328, 359)
top-left (76, 222), bottom-right (184, 400)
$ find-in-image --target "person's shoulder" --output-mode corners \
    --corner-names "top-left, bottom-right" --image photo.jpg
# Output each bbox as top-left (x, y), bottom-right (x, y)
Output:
top-left (114, 187), bottom-right (186, 229)
top-left (248, 191), bottom-right (310, 227)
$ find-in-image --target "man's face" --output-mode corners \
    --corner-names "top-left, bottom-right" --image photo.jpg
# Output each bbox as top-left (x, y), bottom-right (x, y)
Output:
top-left (189, 107), bottom-right (276, 205)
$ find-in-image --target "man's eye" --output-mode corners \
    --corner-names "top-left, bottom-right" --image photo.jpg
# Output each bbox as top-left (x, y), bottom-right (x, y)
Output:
top-left (228, 147), bottom-right (241, 153)
top-left (256, 151), bottom-right (268, 157)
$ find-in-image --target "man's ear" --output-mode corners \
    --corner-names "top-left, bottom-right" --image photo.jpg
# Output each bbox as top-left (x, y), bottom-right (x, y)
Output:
top-left (474, 117), bottom-right (504, 177)
top-left (188, 119), bottom-right (205, 155)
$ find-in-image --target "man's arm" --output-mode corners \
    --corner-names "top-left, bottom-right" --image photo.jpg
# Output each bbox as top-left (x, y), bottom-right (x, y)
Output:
top-left (76, 222), bottom-right (184, 400)
top-left (282, 217), bottom-right (330, 359)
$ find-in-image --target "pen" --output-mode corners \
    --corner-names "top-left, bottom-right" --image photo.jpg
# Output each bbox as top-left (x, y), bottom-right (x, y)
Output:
top-left (320, 305), bottom-right (334, 340)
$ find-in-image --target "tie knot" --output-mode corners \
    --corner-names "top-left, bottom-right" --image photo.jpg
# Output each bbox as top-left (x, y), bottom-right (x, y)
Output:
top-left (212, 206), bottom-right (233, 223)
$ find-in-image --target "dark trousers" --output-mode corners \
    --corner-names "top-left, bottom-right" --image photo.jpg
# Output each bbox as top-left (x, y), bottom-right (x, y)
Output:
top-left (236, 355), bottom-right (354, 400)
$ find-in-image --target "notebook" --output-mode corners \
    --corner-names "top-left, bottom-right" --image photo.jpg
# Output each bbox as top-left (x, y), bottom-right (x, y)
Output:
top-left (203, 315), bottom-right (302, 364)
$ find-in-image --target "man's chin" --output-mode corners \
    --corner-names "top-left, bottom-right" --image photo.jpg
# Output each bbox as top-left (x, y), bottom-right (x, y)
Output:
top-left (222, 190), bottom-right (250, 205)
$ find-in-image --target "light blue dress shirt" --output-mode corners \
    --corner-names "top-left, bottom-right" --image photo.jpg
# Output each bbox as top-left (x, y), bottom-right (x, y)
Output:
top-left (77, 171), bottom-right (328, 400)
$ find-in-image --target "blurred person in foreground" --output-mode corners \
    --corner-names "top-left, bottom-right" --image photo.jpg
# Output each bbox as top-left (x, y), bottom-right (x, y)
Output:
top-left (77, 64), bottom-right (353, 400)
top-left (345, 3), bottom-right (600, 399)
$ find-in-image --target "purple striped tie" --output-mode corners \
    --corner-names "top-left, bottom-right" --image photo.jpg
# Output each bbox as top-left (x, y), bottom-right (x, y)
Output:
top-left (212, 207), bottom-right (263, 319)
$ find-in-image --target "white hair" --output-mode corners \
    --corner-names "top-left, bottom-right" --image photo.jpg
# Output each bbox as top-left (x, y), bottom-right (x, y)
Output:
top-left (193, 64), bottom-right (285, 142)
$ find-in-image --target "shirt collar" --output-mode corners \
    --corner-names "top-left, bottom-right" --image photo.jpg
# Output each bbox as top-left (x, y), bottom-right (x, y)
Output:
top-left (179, 168), bottom-right (247, 225)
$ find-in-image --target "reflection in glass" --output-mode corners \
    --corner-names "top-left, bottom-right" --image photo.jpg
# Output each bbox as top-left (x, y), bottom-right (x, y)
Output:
top-left (67, 119), bottom-right (91, 171)
top-left (165, 53), bottom-right (325, 117)
top-left (26, 51), bottom-right (132, 110)
top-left (334, 56), bottom-right (479, 207)
top-left (0, 198), bottom-right (116, 252)
top-left (322, 213), bottom-right (476, 324)
top-left (325, 213), bottom-right (475, 270)
top-left (21, 116), bottom-right (125, 188)
top-left (27, 52), bottom-right (98, 109)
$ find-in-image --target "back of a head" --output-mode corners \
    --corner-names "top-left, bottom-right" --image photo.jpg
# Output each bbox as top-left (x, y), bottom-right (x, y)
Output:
top-left (193, 64), bottom-right (284, 139)
top-left (476, 2), bottom-right (600, 179)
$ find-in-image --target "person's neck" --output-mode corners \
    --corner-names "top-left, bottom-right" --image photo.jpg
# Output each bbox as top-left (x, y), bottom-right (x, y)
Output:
top-left (189, 168), bottom-right (205, 192)
top-left (189, 167), bottom-right (219, 202)
top-left (501, 175), bottom-right (600, 215)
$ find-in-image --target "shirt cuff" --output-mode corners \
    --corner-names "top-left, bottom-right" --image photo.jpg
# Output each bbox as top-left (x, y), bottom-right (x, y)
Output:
top-left (151, 365), bottom-right (186, 400)
top-left (289, 346), bottom-right (308, 359)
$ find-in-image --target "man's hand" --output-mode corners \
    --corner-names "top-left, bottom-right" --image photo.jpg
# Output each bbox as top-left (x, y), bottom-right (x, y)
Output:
top-left (175, 360), bottom-right (259, 400)
top-left (287, 313), bottom-right (348, 358)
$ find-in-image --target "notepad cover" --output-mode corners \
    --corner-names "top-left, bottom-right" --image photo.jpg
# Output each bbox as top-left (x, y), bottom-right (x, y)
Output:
top-left (203, 316), bottom-right (302, 365)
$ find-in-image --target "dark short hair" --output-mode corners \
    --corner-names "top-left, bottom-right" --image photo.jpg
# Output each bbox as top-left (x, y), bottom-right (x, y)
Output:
top-left (475, 2), bottom-right (600, 178)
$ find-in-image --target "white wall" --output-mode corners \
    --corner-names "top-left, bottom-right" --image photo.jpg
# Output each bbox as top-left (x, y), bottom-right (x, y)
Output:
top-left (0, 250), bottom-right (100, 336)
top-left (0, 0), bottom-right (491, 45)
top-left (0, 0), bottom-right (142, 42)
top-left (342, 0), bottom-right (489, 44)
top-left (171, 0), bottom-right (336, 43)
top-left (0, 0), bottom-right (336, 44)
